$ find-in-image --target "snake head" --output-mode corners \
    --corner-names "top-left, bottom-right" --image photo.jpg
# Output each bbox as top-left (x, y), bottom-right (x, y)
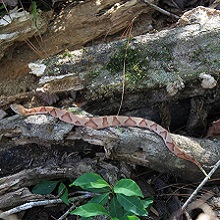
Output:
top-left (10, 104), bottom-right (26, 115)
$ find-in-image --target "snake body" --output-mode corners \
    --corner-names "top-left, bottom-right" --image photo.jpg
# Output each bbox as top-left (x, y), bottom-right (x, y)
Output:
top-left (10, 104), bottom-right (207, 176)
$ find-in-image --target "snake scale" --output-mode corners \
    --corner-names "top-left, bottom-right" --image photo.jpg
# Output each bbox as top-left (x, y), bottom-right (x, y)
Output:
top-left (10, 104), bottom-right (207, 176)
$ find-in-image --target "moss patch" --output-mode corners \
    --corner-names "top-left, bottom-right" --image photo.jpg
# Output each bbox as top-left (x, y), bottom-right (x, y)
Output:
top-left (106, 42), bottom-right (150, 84)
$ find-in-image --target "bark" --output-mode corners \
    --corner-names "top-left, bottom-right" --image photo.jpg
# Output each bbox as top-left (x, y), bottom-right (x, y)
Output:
top-left (1, 7), bottom-right (220, 111)
top-left (0, 0), bottom-right (155, 89)
top-left (0, 5), bottom-right (220, 215)
top-left (0, 187), bottom-right (45, 210)
top-left (0, 112), bottom-right (219, 182)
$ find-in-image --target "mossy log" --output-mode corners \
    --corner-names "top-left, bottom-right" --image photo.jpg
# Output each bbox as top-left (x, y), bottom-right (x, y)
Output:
top-left (0, 0), bottom-right (155, 93)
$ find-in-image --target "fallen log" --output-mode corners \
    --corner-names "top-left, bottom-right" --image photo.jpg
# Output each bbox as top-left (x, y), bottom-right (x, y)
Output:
top-left (0, 111), bottom-right (219, 182)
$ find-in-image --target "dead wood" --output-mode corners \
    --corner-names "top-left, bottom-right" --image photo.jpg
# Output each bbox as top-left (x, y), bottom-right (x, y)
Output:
top-left (0, 163), bottom-right (95, 196)
top-left (0, 6), bottom-right (220, 216)
top-left (1, 7), bottom-right (220, 114)
top-left (0, 0), bottom-right (155, 93)
top-left (0, 187), bottom-right (44, 210)
top-left (0, 111), bottom-right (219, 209)
top-left (0, 6), bottom-right (219, 184)
top-left (0, 6), bottom-right (220, 220)
top-left (0, 112), bottom-right (219, 183)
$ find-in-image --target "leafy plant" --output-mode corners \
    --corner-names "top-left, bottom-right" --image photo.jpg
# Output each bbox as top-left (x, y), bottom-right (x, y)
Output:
top-left (32, 180), bottom-right (69, 205)
top-left (31, 173), bottom-right (153, 220)
top-left (69, 173), bottom-right (153, 220)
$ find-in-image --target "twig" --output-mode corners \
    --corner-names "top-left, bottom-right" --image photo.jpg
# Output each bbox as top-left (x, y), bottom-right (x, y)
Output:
top-left (58, 191), bottom-right (96, 219)
top-left (182, 159), bottom-right (220, 210)
top-left (117, 54), bottom-right (126, 115)
top-left (57, 204), bottom-right (76, 220)
top-left (0, 199), bottom-right (63, 218)
top-left (117, 17), bottom-right (136, 115)
top-left (0, 193), bottom-right (94, 219)
top-left (142, 0), bottom-right (180, 20)
top-left (1, 0), bottom-right (12, 20)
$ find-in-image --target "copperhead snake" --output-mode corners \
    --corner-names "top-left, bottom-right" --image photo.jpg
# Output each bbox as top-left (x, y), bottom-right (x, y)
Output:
top-left (10, 104), bottom-right (207, 176)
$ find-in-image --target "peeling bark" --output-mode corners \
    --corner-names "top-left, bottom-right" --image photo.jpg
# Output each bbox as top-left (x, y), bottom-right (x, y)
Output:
top-left (0, 0), bottom-right (155, 80)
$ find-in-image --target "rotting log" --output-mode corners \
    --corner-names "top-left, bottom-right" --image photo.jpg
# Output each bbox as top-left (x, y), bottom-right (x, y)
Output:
top-left (0, 0), bottom-right (155, 82)
top-left (1, 6), bottom-right (220, 115)
top-left (0, 113), bottom-right (219, 183)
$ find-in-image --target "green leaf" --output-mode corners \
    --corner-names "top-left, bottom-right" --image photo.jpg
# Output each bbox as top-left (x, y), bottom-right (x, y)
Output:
top-left (58, 182), bottom-right (69, 205)
top-left (114, 179), bottom-right (144, 198)
top-left (109, 196), bottom-right (124, 218)
top-left (119, 216), bottom-right (140, 220)
top-left (90, 179), bottom-right (110, 188)
top-left (89, 193), bottom-right (109, 205)
top-left (141, 197), bottom-right (153, 209)
top-left (85, 187), bottom-right (111, 193)
top-left (0, 4), bottom-right (6, 10)
top-left (70, 203), bottom-right (109, 217)
top-left (116, 194), bottom-right (147, 216)
top-left (70, 173), bottom-right (110, 190)
top-left (32, 180), bottom-right (59, 195)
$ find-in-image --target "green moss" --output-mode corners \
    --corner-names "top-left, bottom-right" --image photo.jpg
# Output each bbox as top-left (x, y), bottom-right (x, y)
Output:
top-left (62, 49), bottom-right (73, 58)
top-left (42, 50), bottom-right (76, 76)
top-left (213, 60), bottom-right (220, 68)
top-left (107, 39), bottom-right (180, 86)
top-left (146, 46), bottom-right (172, 61)
top-left (42, 57), bottom-right (62, 75)
top-left (191, 40), bottom-right (220, 71)
top-left (84, 70), bottom-right (101, 82)
top-left (106, 43), bottom-right (150, 84)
